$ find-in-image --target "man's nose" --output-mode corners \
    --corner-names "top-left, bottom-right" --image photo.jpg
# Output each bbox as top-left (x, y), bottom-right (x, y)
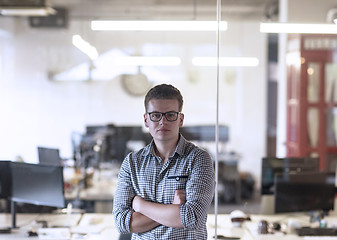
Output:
top-left (159, 115), bottom-right (168, 124)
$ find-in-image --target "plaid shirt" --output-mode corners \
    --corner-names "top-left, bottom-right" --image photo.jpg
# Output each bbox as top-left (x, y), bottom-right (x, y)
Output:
top-left (113, 134), bottom-right (215, 240)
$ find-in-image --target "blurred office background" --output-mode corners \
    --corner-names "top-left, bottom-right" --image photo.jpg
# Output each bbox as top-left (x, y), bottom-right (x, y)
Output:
top-left (1, 0), bottom-right (337, 213)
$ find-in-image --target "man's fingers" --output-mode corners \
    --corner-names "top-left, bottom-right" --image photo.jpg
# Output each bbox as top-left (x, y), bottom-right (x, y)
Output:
top-left (173, 189), bottom-right (186, 204)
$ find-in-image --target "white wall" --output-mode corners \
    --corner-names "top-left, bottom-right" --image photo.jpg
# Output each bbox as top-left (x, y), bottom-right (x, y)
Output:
top-left (288, 0), bottom-right (337, 23)
top-left (0, 18), bottom-right (267, 186)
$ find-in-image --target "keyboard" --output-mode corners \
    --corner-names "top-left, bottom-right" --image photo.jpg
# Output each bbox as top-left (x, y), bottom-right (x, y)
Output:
top-left (296, 227), bottom-right (337, 236)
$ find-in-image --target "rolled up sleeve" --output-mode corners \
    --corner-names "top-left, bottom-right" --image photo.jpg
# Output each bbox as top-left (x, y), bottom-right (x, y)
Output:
top-left (113, 154), bottom-right (136, 233)
top-left (180, 150), bottom-right (215, 230)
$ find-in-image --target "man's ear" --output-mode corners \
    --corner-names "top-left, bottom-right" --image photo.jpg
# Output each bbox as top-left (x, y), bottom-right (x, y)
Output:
top-left (144, 113), bottom-right (149, 128)
top-left (179, 113), bottom-right (184, 127)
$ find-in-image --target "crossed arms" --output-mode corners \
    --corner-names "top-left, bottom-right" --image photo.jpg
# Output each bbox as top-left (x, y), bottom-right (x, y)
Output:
top-left (129, 189), bottom-right (186, 233)
top-left (113, 150), bottom-right (215, 234)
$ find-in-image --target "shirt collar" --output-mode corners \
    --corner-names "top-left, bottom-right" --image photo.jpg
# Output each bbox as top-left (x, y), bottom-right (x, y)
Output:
top-left (144, 133), bottom-right (187, 158)
top-left (175, 133), bottom-right (186, 156)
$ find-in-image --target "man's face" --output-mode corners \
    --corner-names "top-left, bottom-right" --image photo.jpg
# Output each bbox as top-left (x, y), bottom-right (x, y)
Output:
top-left (144, 99), bottom-right (184, 143)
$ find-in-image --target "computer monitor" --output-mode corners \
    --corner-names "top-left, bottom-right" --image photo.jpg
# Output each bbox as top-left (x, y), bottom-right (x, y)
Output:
top-left (180, 125), bottom-right (229, 142)
top-left (113, 126), bottom-right (151, 161)
top-left (79, 125), bottom-right (151, 166)
top-left (10, 162), bottom-right (65, 228)
top-left (37, 147), bottom-right (62, 166)
top-left (261, 157), bottom-right (320, 195)
top-left (274, 172), bottom-right (335, 213)
top-left (0, 161), bottom-right (11, 199)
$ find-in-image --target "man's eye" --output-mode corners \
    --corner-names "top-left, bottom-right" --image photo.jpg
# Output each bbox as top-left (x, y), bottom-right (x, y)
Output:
top-left (152, 113), bottom-right (161, 118)
top-left (166, 113), bottom-right (175, 118)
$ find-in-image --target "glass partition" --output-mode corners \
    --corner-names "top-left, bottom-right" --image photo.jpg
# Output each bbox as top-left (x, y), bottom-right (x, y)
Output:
top-left (307, 107), bottom-right (319, 147)
top-left (0, 0), bottom-right (268, 225)
top-left (325, 63), bottom-right (337, 147)
top-left (325, 63), bottom-right (337, 103)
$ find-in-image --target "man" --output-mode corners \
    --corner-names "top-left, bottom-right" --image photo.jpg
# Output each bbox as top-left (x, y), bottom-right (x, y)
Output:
top-left (113, 84), bottom-right (215, 239)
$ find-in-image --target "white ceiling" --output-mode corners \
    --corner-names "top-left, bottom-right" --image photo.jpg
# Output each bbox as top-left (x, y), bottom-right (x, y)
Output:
top-left (48, 0), bottom-right (278, 22)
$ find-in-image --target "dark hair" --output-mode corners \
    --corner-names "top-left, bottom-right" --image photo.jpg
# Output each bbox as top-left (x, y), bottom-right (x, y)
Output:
top-left (144, 84), bottom-right (183, 112)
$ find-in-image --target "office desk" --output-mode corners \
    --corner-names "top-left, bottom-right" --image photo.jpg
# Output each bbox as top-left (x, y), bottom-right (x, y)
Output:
top-left (0, 213), bottom-right (82, 239)
top-left (65, 177), bottom-right (117, 213)
top-left (2, 212), bottom-right (337, 239)
top-left (207, 214), bottom-right (252, 239)
top-left (0, 213), bottom-right (119, 240)
top-left (208, 213), bottom-right (337, 240)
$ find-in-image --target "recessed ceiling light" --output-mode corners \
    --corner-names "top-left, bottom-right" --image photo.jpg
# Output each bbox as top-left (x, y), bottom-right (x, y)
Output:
top-left (91, 20), bottom-right (227, 31)
top-left (192, 57), bottom-right (259, 67)
top-left (0, 7), bottom-right (56, 16)
top-left (260, 23), bottom-right (337, 34)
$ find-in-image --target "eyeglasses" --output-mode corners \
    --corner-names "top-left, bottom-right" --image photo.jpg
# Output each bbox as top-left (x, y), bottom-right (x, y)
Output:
top-left (147, 111), bottom-right (181, 122)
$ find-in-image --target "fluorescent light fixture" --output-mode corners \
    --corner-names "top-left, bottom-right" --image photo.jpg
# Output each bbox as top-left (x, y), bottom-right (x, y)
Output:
top-left (260, 23), bottom-right (337, 34)
top-left (91, 20), bottom-right (227, 31)
top-left (192, 57), bottom-right (259, 67)
top-left (114, 56), bottom-right (181, 66)
top-left (72, 35), bottom-right (98, 60)
top-left (0, 7), bottom-right (56, 16)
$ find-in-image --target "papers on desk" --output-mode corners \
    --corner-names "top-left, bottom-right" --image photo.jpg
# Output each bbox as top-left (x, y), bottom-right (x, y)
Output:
top-left (71, 214), bottom-right (114, 235)
top-left (71, 224), bottom-right (107, 234)
top-left (38, 228), bottom-right (71, 239)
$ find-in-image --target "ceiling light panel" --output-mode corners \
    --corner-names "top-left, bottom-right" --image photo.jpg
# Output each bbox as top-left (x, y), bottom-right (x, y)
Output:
top-left (91, 20), bottom-right (227, 31)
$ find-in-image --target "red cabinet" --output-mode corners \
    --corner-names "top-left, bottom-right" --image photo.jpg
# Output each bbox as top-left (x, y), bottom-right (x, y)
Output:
top-left (286, 34), bottom-right (337, 171)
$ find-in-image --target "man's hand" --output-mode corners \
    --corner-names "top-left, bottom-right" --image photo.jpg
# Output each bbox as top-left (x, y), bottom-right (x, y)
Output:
top-left (173, 189), bottom-right (186, 204)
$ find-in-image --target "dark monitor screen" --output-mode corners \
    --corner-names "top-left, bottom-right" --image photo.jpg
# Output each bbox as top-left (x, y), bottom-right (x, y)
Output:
top-left (261, 157), bottom-right (320, 195)
top-left (274, 172), bottom-right (335, 213)
top-left (86, 125), bottom-right (109, 135)
top-left (0, 161), bottom-right (11, 199)
top-left (113, 126), bottom-right (151, 161)
top-left (37, 147), bottom-right (61, 166)
top-left (10, 162), bottom-right (65, 208)
top-left (180, 125), bottom-right (229, 142)
top-left (115, 126), bottom-right (150, 141)
top-left (81, 125), bottom-right (151, 164)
